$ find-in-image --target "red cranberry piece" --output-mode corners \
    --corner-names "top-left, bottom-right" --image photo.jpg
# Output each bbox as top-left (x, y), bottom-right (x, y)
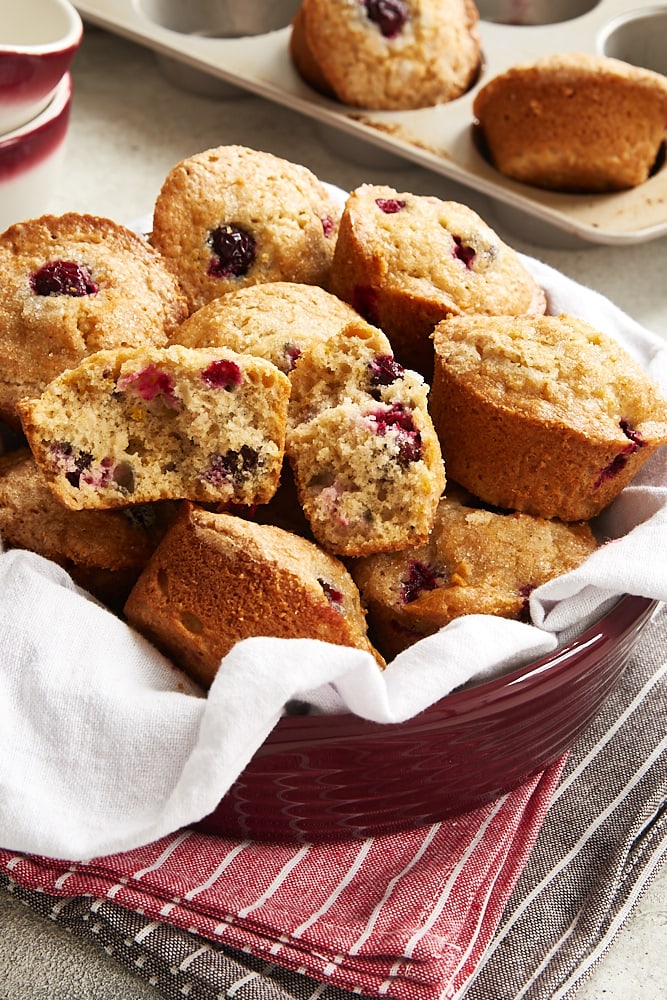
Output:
top-left (518, 584), bottom-right (535, 623)
top-left (321, 216), bottom-right (335, 238)
top-left (620, 419), bottom-right (646, 449)
top-left (400, 560), bottom-right (442, 604)
top-left (375, 197), bottom-right (406, 214)
top-left (595, 453), bottom-right (631, 487)
top-left (318, 578), bottom-right (345, 611)
top-left (284, 344), bottom-right (302, 371)
top-left (80, 455), bottom-right (114, 489)
top-left (30, 260), bottom-right (99, 297)
top-left (202, 445), bottom-right (260, 486)
top-left (368, 354), bottom-right (405, 387)
top-left (221, 501), bottom-right (258, 519)
top-left (364, 0), bottom-right (409, 38)
top-left (201, 359), bottom-right (242, 390)
top-left (49, 442), bottom-right (93, 489)
top-left (452, 236), bottom-right (475, 269)
top-left (117, 364), bottom-right (180, 410)
top-left (595, 419), bottom-right (647, 488)
top-left (371, 403), bottom-right (422, 465)
top-left (208, 225), bottom-right (256, 278)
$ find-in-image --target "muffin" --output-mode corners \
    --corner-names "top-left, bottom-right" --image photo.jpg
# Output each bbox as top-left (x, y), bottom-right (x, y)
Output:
top-left (0, 213), bottom-right (188, 430)
top-left (171, 281), bottom-right (361, 374)
top-left (0, 449), bottom-right (177, 612)
top-left (124, 504), bottom-right (384, 688)
top-left (17, 344), bottom-right (290, 511)
top-left (151, 145), bottom-right (342, 313)
top-left (290, 0), bottom-right (481, 110)
top-left (351, 487), bottom-right (598, 659)
top-left (328, 184), bottom-right (546, 378)
top-left (286, 319), bottom-right (446, 556)
top-left (473, 53), bottom-right (667, 192)
top-left (430, 314), bottom-right (667, 522)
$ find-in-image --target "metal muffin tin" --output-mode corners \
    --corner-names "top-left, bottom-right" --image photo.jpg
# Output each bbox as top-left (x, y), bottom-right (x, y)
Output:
top-left (72, 0), bottom-right (667, 245)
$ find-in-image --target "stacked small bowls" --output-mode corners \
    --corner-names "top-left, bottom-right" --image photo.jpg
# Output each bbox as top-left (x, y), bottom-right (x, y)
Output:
top-left (0, 0), bottom-right (83, 231)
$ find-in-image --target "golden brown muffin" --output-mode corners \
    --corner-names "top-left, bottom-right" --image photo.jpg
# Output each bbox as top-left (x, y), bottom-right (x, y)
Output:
top-left (0, 213), bottom-right (188, 430)
top-left (430, 314), bottom-right (667, 522)
top-left (124, 504), bottom-right (385, 688)
top-left (171, 281), bottom-right (361, 374)
top-left (328, 184), bottom-right (546, 378)
top-left (151, 145), bottom-right (341, 313)
top-left (351, 487), bottom-right (598, 659)
top-left (290, 0), bottom-right (481, 110)
top-left (286, 319), bottom-right (446, 556)
top-left (0, 449), bottom-right (177, 612)
top-left (473, 53), bottom-right (667, 192)
top-left (18, 344), bottom-right (290, 511)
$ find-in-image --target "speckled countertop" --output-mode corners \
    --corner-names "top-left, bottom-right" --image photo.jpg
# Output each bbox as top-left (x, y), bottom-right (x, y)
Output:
top-left (0, 23), bottom-right (665, 1000)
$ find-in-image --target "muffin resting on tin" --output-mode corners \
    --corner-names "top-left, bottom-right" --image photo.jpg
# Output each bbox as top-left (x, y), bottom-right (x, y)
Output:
top-left (290, 0), bottom-right (481, 110)
top-left (473, 53), bottom-right (667, 192)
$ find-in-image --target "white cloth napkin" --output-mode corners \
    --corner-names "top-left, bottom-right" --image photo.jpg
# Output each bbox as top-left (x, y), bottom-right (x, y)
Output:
top-left (1, 256), bottom-right (667, 861)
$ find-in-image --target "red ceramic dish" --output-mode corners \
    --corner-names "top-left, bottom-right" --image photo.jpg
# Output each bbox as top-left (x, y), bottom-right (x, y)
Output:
top-left (197, 593), bottom-right (657, 842)
top-left (0, 72), bottom-right (72, 232)
top-left (0, 0), bottom-right (82, 135)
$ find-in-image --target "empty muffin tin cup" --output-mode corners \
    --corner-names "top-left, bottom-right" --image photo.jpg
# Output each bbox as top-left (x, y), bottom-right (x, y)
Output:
top-left (476, 0), bottom-right (599, 25)
top-left (600, 7), bottom-right (667, 76)
top-left (316, 123), bottom-right (408, 171)
top-left (139, 0), bottom-right (301, 98)
top-left (154, 54), bottom-right (244, 99)
top-left (137, 0), bottom-right (300, 38)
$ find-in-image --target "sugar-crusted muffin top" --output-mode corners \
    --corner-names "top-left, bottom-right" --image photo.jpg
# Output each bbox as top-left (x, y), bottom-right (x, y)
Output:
top-left (0, 212), bottom-right (188, 426)
top-left (291, 0), bottom-right (481, 110)
top-left (475, 52), bottom-right (667, 104)
top-left (151, 145), bottom-right (342, 312)
top-left (433, 314), bottom-right (667, 439)
top-left (331, 184), bottom-right (546, 318)
top-left (171, 281), bottom-right (360, 375)
top-left (351, 486), bottom-right (598, 657)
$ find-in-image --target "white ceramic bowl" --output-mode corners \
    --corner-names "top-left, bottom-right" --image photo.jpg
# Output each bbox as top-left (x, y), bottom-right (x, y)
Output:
top-left (0, 0), bottom-right (82, 135)
top-left (0, 72), bottom-right (72, 233)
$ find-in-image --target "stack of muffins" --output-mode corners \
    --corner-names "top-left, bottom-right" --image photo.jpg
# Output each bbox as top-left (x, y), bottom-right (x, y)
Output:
top-left (2, 144), bottom-right (667, 686)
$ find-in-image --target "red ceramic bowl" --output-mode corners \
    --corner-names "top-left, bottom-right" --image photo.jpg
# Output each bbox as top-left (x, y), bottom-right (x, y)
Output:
top-left (0, 0), bottom-right (81, 135)
top-left (0, 71), bottom-right (72, 232)
top-left (197, 593), bottom-right (657, 842)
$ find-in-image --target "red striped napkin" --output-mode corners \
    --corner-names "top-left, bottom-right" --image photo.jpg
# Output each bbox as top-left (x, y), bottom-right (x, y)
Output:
top-left (0, 758), bottom-right (565, 1000)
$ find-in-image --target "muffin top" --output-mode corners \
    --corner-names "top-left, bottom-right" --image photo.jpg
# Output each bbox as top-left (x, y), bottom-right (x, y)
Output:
top-left (331, 184), bottom-right (547, 318)
top-left (0, 212), bottom-right (188, 427)
top-left (172, 281), bottom-right (360, 374)
top-left (472, 53), bottom-right (667, 191)
top-left (433, 313), bottom-right (667, 439)
top-left (151, 145), bottom-right (341, 312)
top-left (291, 0), bottom-right (481, 110)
